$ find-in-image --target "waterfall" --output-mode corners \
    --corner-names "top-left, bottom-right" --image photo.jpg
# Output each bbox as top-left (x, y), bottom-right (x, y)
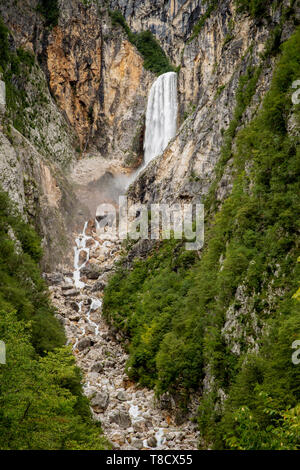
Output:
top-left (143, 71), bottom-right (178, 166)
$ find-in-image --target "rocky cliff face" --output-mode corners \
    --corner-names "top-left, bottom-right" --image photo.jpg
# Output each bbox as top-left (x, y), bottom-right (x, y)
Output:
top-left (0, 124), bottom-right (79, 269)
top-left (128, 0), bottom-right (299, 208)
top-left (1, 0), bottom-right (298, 327)
top-left (1, 0), bottom-right (154, 161)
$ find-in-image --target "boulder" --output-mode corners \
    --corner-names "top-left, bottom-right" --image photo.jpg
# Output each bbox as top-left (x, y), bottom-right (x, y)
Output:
top-left (43, 272), bottom-right (64, 285)
top-left (61, 283), bottom-right (74, 290)
top-left (110, 431), bottom-right (126, 446)
top-left (105, 359), bottom-right (116, 368)
top-left (62, 289), bottom-right (80, 297)
top-left (54, 313), bottom-right (65, 325)
top-left (126, 239), bottom-right (154, 262)
top-left (91, 271), bottom-right (111, 292)
top-left (132, 439), bottom-right (143, 450)
top-left (133, 419), bottom-right (150, 433)
top-left (159, 393), bottom-right (175, 411)
top-left (79, 251), bottom-right (88, 265)
top-left (69, 301), bottom-right (80, 312)
top-left (69, 313), bottom-right (80, 322)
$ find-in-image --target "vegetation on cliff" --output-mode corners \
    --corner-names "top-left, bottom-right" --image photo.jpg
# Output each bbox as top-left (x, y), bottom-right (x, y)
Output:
top-left (0, 189), bottom-right (110, 449)
top-left (37, 0), bottom-right (59, 27)
top-left (103, 26), bottom-right (300, 449)
top-left (109, 10), bottom-right (177, 76)
top-left (189, 0), bottom-right (291, 42)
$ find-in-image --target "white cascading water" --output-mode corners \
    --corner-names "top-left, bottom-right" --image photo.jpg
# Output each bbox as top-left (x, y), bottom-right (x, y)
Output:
top-left (143, 71), bottom-right (178, 166)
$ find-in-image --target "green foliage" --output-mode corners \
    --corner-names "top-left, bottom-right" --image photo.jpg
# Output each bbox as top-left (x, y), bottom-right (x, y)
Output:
top-left (109, 10), bottom-right (177, 76)
top-left (103, 239), bottom-right (198, 392)
top-left (0, 190), bottom-right (110, 449)
top-left (37, 0), bottom-right (60, 28)
top-left (103, 26), bottom-right (300, 449)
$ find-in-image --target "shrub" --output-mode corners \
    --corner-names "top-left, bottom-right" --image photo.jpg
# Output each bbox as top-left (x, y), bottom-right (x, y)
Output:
top-left (0, 189), bottom-right (111, 449)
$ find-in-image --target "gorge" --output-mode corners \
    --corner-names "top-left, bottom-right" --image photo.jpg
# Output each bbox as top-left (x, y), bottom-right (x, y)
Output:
top-left (0, 0), bottom-right (300, 452)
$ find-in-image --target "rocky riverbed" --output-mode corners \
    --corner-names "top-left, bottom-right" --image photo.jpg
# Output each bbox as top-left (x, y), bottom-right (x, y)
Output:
top-left (47, 219), bottom-right (199, 450)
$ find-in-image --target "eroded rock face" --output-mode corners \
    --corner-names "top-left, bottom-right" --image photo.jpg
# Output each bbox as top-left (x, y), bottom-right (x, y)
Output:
top-left (0, 0), bottom-right (156, 269)
top-left (77, 337), bottom-right (92, 351)
top-left (0, 0), bottom-right (155, 185)
top-left (0, 80), bottom-right (5, 110)
top-left (101, 37), bottom-right (154, 167)
top-left (44, 2), bottom-right (154, 162)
